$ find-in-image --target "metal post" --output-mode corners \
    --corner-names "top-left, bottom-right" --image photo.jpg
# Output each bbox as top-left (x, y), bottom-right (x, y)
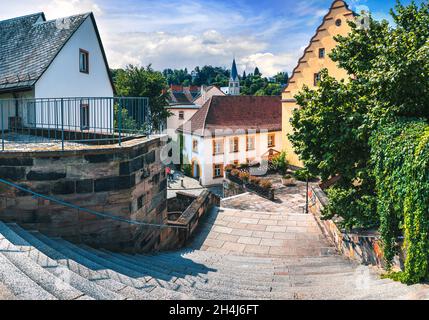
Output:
top-left (1, 101), bottom-right (4, 151)
top-left (0, 101), bottom-right (4, 151)
top-left (61, 98), bottom-right (64, 151)
top-left (305, 177), bottom-right (309, 214)
top-left (118, 98), bottom-right (122, 146)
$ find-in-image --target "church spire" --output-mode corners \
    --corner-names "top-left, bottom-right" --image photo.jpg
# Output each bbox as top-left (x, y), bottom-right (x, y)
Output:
top-left (229, 58), bottom-right (240, 95)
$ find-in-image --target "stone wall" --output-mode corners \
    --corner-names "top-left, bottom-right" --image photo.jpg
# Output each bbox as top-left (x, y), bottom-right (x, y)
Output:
top-left (309, 186), bottom-right (404, 270)
top-left (0, 136), bottom-right (170, 253)
top-left (162, 190), bottom-right (220, 250)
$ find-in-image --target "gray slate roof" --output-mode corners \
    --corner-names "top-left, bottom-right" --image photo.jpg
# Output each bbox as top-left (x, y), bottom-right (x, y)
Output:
top-left (0, 12), bottom-right (91, 92)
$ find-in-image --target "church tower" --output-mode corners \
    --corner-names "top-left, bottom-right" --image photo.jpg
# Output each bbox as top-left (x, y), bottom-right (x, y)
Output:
top-left (229, 58), bottom-right (240, 96)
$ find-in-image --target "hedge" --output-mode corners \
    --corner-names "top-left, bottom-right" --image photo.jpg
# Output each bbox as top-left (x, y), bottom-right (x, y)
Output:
top-left (370, 119), bottom-right (429, 284)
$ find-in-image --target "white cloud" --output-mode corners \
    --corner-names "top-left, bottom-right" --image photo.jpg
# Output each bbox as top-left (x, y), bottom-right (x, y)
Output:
top-left (0, 0), bottom-right (336, 76)
top-left (0, 0), bottom-right (102, 20)
top-left (240, 53), bottom-right (298, 77)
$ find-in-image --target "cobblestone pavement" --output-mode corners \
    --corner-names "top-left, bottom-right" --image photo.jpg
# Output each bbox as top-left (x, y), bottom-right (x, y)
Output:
top-left (189, 182), bottom-right (332, 258)
top-left (191, 206), bottom-right (332, 257)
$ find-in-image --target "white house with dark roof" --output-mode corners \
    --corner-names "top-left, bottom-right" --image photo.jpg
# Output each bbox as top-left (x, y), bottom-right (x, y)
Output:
top-left (0, 12), bottom-right (114, 131)
top-left (177, 96), bottom-right (282, 187)
top-left (165, 85), bottom-right (225, 137)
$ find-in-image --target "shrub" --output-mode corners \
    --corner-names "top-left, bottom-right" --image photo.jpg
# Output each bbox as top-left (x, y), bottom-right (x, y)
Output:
top-left (249, 176), bottom-right (261, 185)
top-left (239, 163), bottom-right (249, 169)
top-left (283, 174), bottom-right (293, 179)
top-left (239, 172), bottom-right (250, 182)
top-left (370, 119), bottom-right (429, 284)
top-left (230, 169), bottom-right (240, 177)
top-left (259, 179), bottom-right (272, 189)
top-left (271, 151), bottom-right (288, 174)
top-left (224, 164), bottom-right (235, 172)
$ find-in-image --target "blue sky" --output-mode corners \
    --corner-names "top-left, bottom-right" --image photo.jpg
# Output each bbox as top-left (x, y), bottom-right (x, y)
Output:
top-left (0, 0), bottom-right (425, 76)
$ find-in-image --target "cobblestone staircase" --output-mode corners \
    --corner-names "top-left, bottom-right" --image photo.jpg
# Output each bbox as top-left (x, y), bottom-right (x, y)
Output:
top-left (0, 208), bottom-right (428, 300)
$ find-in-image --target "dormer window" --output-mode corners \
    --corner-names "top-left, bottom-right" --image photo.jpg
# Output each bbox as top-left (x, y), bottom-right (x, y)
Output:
top-left (79, 49), bottom-right (89, 73)
top-left (319, 48), bottom-right (325, 59)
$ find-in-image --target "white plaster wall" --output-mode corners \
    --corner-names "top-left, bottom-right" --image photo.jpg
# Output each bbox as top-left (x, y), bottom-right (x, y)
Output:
top-left (35, 17), bottom-right (113, 98)
top-left (183, 130), bottom-right (282, 187)
top-left (167, 108), bottom-right (199, 138)
top-left (0, 91), bottom-right (35, 130)
top-left (34, 17), bottom-right (113, 132)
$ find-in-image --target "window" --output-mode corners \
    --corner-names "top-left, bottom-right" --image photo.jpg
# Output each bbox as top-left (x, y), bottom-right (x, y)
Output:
top-left (192, 139), bottom-right (198, 153)
top-left (79, 49), bottom-right (89, 73)
top-left (268, 134), bottom-right (275, 148)
top-left (213, 139), bottom-right (224, 155)
top-left (213, 164), bottom-right (224, 178)
top-left (80, 102), bottom-right (90, 130)
top-left (230, 137), bottom-right (239, 153)
top-left (178, 111), bottom-right (184, 120)
top-left (246, 136), bottom-right (255, 151)
top-left (335, 19), bottom-right (342, 27)
top-left (319, 48), bottom-right (325, 59)
top-left (314, 73), bottom-right (321, 86)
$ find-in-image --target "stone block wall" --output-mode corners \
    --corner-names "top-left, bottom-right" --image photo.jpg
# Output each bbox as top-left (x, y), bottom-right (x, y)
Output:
top-left (0, 136), bottom-right (170, 253)
top-left (162, 190), bottom-right (220, 250)
top-left (309, 186), bottom-right (404, 270)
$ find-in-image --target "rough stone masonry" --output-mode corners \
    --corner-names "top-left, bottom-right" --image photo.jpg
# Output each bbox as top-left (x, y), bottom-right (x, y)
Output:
top-left (0, 136), bottom-right (170, 253)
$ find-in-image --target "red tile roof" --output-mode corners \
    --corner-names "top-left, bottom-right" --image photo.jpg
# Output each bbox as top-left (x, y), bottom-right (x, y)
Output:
top-left (177, 96), bottom-right (281, 137)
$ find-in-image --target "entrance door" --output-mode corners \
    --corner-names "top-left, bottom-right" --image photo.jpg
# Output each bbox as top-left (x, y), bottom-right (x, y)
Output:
top-left (193, 162), bottom-right (200, 178)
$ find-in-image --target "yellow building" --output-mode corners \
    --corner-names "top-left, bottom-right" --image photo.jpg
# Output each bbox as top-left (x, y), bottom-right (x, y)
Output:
top-left (281, 0), bottom-right (355, 167)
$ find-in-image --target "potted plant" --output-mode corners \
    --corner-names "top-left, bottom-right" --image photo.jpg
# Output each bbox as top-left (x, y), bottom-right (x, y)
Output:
top-left (282, 174), bottom-right (296, 186)
top-left (230, 169), bottom-right (240, 177)
top-left (249, 176), bottom-right (261, 186)
top-left (239, 171), bottom-right (250, 182)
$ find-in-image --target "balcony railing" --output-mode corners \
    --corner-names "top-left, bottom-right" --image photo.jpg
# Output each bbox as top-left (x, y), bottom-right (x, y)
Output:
top-left (0, 97), bottom-right (151, 151)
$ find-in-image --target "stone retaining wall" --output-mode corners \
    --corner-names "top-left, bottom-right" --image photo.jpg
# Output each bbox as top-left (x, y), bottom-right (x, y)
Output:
top-left (309, 186), bottom-right (404, 270)
top-left (0, 136), bottom-right (170, 253)
top-left (162, 190), bottom-right (220, 250)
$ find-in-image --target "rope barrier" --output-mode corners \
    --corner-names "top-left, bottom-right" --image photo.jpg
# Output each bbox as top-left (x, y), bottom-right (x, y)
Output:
top-left (0, 178), bottom-right (188, 230)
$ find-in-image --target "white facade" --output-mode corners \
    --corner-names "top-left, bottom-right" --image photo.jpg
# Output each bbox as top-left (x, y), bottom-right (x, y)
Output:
top-left (166, 107), bottom-right (200, 139)
top-left (182, 130), bottom-right (282, 186)
top-left (0, 15), bottom-right (114, 132)
top-left (34, 17), bottom-right (113, 99)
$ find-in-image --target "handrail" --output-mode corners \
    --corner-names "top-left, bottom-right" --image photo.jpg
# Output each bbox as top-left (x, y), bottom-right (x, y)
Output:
top-left (0, 178), bottom-right (187, 230)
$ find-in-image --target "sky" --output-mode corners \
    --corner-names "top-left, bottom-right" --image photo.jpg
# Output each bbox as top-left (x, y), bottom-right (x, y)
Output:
top-left (0, 0), bottom-right (425, 76)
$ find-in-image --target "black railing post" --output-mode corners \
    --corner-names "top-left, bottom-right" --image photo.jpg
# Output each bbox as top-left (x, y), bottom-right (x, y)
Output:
top-left (305, 177), bottom-right (309, 214)
top-left (1, 100), bottom-right (4, 151)
top-left (61, 98), bottom-right (64, 151)
top-left (118, 98), bottom-right (122, 146)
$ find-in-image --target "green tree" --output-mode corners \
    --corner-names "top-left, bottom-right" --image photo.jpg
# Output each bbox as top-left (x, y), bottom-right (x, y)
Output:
top-left (114, 65), bottom-right (170, 130)
top-left (289, 0), bottom-right (429, 230)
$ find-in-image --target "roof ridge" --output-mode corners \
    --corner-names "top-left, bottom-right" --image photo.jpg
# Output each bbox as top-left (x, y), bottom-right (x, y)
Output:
top-left (0, 12), bottom-right (44, 24)
top-left (41, 12), bottom-right (92, 24)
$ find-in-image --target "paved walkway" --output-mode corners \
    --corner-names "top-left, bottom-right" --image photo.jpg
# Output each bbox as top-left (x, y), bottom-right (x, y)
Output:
top-left (191, 207), bottom-right (332, 257)
top-left (167, 170), bottom-right (223, 199)
top-left (221, 181), bottom-right (309, 213)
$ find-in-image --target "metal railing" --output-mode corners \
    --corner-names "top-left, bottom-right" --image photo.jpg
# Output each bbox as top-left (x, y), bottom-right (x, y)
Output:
top-left (0, 97), bottom-right (151, 151)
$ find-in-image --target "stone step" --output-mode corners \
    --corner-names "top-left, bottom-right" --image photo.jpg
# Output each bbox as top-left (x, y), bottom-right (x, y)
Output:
top-left (56, 240), bottom-right (194, 299)
top-left (81, 247), bottom-right (286, 299)
top-left (8, 224), bottom-right (147, 296)
top-left (0, 238), bottom-right (85, 300)
top-left (0, 252), bottom-right (56, 300)
top-left (26, 231), bottom-right (133, 300)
